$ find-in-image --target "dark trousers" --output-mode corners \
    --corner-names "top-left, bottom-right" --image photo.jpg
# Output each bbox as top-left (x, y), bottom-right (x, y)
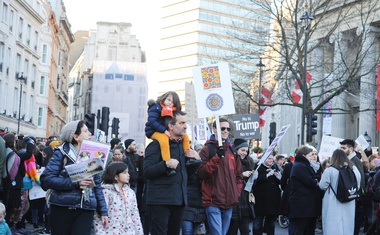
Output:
top-left (293, 217), bottom-right (316, 235)
top-left (253, 215), bottom-right (276, 235)
top-left (354, 203), bottom-right (364, 235)
top-left (227, 216), bottom-right (252, 235)
top-left (49, 205), bottom-right (94, 235)
top-left (149, 204), bottom-right (185, 235)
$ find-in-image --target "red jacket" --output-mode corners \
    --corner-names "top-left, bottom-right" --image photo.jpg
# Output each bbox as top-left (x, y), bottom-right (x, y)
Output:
top-left (197, 139), bottom-right (243, 209)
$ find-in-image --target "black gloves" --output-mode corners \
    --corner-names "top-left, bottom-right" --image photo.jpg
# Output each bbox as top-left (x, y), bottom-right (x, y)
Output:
top-left (216, 146), bottom-right (225, 158)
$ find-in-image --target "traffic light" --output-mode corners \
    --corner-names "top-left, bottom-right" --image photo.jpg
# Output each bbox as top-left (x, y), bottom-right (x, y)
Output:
top-left (101, 107), bottom-right (110, 135)
top-left (269, 122), bottom-right (276, 144)
top-left (112, 118), bottom-right (120, 137)
top-left (306, 113), bottom-right (317, 142)
top-left (85, 113), bottom-right (96, 134)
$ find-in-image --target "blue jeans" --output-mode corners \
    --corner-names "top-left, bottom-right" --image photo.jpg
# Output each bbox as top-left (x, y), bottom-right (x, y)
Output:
top-left (205, 206), bottom-right (232, 235)
top-left (182, 220), bottom-right (202, 235)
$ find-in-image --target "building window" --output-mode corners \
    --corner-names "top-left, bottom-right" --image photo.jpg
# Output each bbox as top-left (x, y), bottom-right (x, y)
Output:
top-left (13, 88), bottom-right (18, 115)
top-left (26, 25), bottom-right (31, 45)
top-left (2, 83), bottom-right (7, 112)
top-left (124, 74), bottom-right (134, 81)
top-left (38, 107), bottom-right (43, 127)
top-left (16, 53), bottom-right (21, 74)
top-left (24, 59), bottom-right (29, 79)
top-left (18, 17), bottom-right (23, 39)
top-left (2, 3), bottom-right (8, 23)
top-left (0, 43), bottom-right (4, 73)
top-left (34, 31), bottom-right (38, 50)
top-left (9, 10), bottom-right (14, 31)
top-left (39, 76), bottom-right (45, 95)
top-left (105, 73), bottom-right (114, 80)
top-left (6, 47), bottom-right (11, 76)
top-left (29, 95), bottom-right (34, 121)
top-left (31, 64), bottom-right (36, 89)
top-left (42, 44), bottom-right (47, 63)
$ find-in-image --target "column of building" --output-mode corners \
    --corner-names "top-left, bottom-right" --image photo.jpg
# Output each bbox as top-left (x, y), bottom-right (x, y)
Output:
top-left (330, 32), bottom-right (348, 138)
top-left (359, 25), bottom-right (378, 139)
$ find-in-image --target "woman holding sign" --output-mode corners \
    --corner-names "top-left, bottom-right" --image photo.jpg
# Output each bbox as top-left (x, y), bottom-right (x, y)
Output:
top-left (40, 120), bottom-right (108, 235)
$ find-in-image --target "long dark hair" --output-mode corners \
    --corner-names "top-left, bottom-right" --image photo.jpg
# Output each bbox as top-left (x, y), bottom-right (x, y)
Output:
top-left (71, 121), bottom-right (85, 146)
top-left (102, 162), bottom-right (129, 184)
top-left (295, 145), bottom-right (313, 159)
top-left (157, 91), bottom-right (182, 110)
top-left (330, 149), bottom-right (353, 169)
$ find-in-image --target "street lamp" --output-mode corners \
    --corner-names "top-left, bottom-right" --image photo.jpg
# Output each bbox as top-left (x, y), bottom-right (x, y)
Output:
top-left (17, 73), bottom-right (26, 135)
top-left (364, 131), bottom-right (372, 148)
top-left (300, 5), bottom-right (314, 144)
top-left (256, 58), bottom-right (265, 146)
top-left (73, 102), bottom-right (79, 121)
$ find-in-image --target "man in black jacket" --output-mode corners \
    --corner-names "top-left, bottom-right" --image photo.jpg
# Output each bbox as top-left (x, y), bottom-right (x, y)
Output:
top-left (143, 110), bottom-right (200, 235)
top-left (124, 139), bottom-right (142, 192)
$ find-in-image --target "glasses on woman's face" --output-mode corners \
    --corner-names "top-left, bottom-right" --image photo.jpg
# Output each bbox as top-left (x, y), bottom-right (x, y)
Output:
top-left (221, 127), bottom-right (231, 132)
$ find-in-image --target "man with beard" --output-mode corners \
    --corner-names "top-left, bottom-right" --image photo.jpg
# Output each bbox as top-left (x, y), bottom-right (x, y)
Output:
top-left (124, 139), bottom-right (143, 192)
top-left (340, 139), bottom-right (365, 235)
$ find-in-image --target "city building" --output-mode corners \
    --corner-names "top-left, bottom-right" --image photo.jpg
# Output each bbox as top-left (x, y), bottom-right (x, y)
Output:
top-left (68, 22), bottom-right (148, 144)
top-left (0, 0), bottom-right (72, 138)
top-left (158, 0), bottom-right (272, 114)
top-left (260, 0), bottom-right (380, 154)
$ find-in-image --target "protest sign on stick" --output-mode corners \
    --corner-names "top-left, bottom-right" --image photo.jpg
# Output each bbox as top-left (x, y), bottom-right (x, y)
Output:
top-left (192, 62), bottom-right (236, 146)
top-left (245, 124), bottom-right (291, 192)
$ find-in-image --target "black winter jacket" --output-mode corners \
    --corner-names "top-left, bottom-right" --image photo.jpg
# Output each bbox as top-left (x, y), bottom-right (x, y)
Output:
top-left (40, 143), bottom-right (108, 216)
top-left (289, 155), bottom-right (321, 218)
top-left (143, 139), bottom-right (188, 206)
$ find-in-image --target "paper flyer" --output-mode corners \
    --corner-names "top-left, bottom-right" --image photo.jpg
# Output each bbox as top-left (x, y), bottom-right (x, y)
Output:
top-left (64, 140), bottom-right (110, 182)
top-left (76, 139), bottom-right (110, 169)
top-left (65, 158), bottom-right (104, 182)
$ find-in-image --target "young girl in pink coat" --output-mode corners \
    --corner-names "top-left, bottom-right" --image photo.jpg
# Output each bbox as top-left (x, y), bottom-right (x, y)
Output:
top-left (93, 162), bottom-right (143, 235)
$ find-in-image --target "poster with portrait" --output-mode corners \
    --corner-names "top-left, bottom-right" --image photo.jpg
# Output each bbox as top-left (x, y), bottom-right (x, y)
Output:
top-left (192, 62), bottom-right (235, 118)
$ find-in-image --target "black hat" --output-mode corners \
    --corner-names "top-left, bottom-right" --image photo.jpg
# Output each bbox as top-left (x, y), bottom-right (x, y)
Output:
top-left (234, 138), bottom-right (248, 150)
top-left (124, 139), bottom-right (135, 148)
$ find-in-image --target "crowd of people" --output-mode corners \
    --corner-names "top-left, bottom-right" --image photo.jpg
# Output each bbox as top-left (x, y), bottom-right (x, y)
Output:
top-left (0, 90), bottom-right (379, 235)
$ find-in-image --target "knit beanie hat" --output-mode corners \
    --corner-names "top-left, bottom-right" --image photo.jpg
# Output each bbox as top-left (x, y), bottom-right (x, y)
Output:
top-left (234, 138), bottom-right (248, 150)
top-left (124, 139), bottom-right (135, 148)
top-left (305, 144), bottom-right (317, 153)
top-left (60, 120), bottom-right (80, 143)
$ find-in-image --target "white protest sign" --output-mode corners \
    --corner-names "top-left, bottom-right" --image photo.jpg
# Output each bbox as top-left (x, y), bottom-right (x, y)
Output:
top-left (245, 124), bottom-right (291, 192)
top-left (356, 135), bottom-right (369, 150)
top-left (192, 62), bottom-right (235, 118)
top-left (257, 124), bottom-right (291, 165)
top-left (319, 135), bottom-right (343, 161)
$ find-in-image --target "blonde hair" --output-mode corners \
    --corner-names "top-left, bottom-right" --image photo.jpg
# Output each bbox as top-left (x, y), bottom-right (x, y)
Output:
top-left (0, 202), bottom-right (6, 215)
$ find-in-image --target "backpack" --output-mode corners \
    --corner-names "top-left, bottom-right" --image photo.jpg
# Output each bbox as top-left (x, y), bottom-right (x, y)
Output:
top-left (329, 166), bottom-right (360, 203)
top-left (3, 151), bottom-right (21, 181)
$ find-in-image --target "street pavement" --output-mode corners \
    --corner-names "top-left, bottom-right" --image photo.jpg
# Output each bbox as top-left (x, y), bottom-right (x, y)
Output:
top-left (24, 219), bottom-right (366, 235)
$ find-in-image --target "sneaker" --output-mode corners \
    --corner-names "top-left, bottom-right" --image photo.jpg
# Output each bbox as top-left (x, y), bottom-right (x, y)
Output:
top-left (38, 229), bottom-right (51, 235)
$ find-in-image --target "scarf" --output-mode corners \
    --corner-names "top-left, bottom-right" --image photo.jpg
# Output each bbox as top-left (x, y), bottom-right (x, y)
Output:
top-left (24, 154), bottom-right (39, 183)
top-left (310, 161), bottom-right (320, 173)
top-left (160, 103), bottom-right (177, 118)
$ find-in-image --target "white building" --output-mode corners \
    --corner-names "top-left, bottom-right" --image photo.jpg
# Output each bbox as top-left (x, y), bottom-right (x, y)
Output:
top-left (68, 22), bottom-right (148, 144)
